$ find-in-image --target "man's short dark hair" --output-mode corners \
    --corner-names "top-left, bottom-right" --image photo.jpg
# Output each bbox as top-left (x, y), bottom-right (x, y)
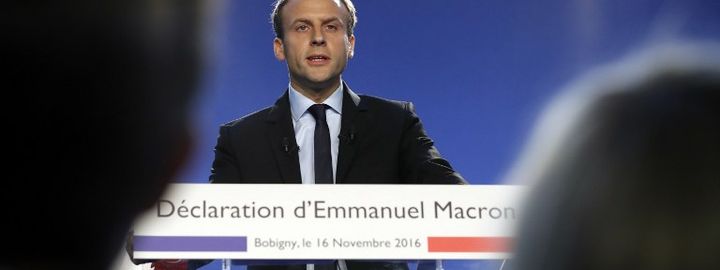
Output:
top-left (271, 0), bottom-right (357, 40)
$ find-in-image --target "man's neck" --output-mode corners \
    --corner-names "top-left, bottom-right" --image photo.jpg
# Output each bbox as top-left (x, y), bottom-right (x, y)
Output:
top-left (290, 79), bottom-right (341, 103)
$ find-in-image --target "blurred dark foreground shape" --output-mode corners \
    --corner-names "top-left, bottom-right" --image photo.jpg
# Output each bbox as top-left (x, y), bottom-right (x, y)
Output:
top-left (4, 1), bottom-right (205, 270)
top-left (507, 43), bottom-right (720, 270)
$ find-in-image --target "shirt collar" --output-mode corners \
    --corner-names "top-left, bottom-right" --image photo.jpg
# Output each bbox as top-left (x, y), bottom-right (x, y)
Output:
top-left (289, 82), bottom-right (344, 122)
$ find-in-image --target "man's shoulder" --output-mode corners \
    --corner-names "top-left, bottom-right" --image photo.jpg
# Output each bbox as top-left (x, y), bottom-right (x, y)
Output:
top-left (220, 105), bottom-right (273, 130)
top-left (357, 94), bottom-right (413, 113)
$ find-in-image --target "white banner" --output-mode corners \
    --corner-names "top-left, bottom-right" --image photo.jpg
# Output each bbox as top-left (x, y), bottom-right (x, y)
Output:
top-left (132, 184), bottom-right (524, 260)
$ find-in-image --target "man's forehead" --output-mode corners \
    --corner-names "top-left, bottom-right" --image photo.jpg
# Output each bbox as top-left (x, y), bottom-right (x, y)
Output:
top-left (287, 0), bottom-right (344, 7)
top-left (283, 0), bottom-right (347, 19)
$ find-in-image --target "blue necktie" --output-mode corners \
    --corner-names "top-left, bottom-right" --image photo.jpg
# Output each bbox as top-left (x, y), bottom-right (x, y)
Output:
top-left (310, 104), bottom-right (336, 270)
top-left (309, 104), bottom-right (333, 184)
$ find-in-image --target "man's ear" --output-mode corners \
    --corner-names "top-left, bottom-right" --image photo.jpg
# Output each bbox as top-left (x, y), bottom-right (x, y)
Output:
top-left (274, 38), bottom-right (286, 61)
top-left (348, 34), bottom-right (355, 59)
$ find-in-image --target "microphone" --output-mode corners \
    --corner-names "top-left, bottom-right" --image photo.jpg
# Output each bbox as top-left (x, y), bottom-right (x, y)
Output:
top-left (281, 137), bottom-right (296, 153)
top-left (340, 126), bottom-right (356, 144)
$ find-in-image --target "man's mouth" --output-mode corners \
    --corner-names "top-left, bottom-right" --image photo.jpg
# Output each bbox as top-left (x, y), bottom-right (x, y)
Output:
top-left (306, 54), bottom-right (330, 65)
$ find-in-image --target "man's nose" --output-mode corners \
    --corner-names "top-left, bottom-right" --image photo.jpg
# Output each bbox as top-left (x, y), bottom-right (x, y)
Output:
top-left (311, 29), bottom-right (326, 46)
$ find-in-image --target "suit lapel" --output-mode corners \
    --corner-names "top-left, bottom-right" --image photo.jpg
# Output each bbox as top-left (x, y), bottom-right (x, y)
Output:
top-left (336, 83), bottom-right (369, 183)
top-left (266, 91), bottom-right (302, 183)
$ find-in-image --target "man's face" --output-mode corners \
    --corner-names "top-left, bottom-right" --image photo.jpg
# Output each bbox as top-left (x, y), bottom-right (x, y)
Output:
top-left (274, 0), bottom-right (355, 92)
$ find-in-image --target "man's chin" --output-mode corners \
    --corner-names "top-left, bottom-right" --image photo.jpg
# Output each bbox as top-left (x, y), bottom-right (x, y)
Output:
top-left (297, 76), bottom-right (341, 91)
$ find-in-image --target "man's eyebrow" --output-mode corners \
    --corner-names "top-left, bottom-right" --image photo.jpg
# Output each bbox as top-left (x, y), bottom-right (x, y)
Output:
top-left (290, 18), bottom-right (312, 25)
top-left (290, 17), bottom-right (344, 26)
top-left (320, 17), bottom-right (343, 25)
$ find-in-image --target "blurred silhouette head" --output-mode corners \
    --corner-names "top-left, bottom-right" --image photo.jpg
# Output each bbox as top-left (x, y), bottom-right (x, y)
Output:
top-left (508, 43), bottom-right (720, 270)
top-left (5, 1), bottom-right (205, 269)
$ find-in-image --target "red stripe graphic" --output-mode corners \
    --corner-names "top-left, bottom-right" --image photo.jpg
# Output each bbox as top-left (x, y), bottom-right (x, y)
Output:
top-left (427, 237), bottom-right (511, 252)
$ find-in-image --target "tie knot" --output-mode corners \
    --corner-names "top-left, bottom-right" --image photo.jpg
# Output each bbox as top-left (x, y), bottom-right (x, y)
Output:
top-left (308, 104), bottom-right (329, 121)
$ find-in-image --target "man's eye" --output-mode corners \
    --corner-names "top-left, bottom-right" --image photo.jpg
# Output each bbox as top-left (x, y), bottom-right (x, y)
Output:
top-left (325, 25), bottom-right (338, 31)
top-left (296, 25), bottom-right (309, 31)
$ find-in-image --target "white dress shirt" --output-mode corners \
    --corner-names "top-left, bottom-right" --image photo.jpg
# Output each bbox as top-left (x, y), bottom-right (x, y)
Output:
top-left (289, 83), bottom-right (348, 270)
top-left (288, 83), bottom-right (343, 184)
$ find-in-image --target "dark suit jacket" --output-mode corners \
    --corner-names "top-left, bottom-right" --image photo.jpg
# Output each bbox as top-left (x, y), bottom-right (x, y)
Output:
top-left (209, 83), bottom-right (466, 270)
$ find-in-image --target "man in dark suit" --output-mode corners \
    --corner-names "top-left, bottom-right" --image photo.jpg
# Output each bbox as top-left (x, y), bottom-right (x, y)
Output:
top-left (210, 81), bottom-right (465, 185)
top-left (209, 0), bottom-right (465, 269)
